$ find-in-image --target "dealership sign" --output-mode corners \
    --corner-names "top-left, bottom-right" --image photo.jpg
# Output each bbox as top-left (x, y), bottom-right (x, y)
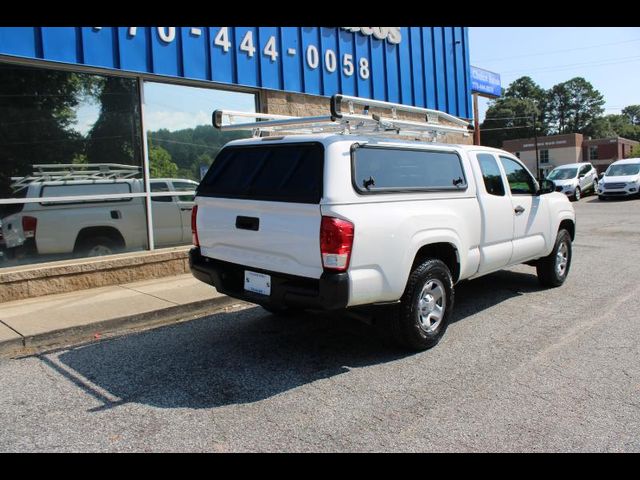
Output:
top-left (0, 26), bottom-right (472, 118)
top-left (470, 66), bottom-right (501, 97)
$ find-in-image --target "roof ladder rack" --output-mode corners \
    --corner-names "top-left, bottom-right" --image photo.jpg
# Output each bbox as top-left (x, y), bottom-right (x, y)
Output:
top-left (9, 163), bottom-right (142, 194)
top-left (213, 94), bottom-right (472, 141)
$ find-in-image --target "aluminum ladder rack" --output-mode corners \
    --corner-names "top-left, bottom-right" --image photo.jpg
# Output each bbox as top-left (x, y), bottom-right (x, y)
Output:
top-left (213, 94), bottom-right (472, 141)
top-left (10, 163), bottom-right (142, 193)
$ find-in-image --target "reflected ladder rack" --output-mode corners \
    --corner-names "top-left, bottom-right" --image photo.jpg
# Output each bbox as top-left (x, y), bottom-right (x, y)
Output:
top-left (10, 163), bottom-right (142, 193)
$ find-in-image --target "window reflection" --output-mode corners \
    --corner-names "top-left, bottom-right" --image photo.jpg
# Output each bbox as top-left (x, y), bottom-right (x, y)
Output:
top-left (144, 81), bottom-right (255, 248)
top-left (0, 64), bottom-right (145, 268)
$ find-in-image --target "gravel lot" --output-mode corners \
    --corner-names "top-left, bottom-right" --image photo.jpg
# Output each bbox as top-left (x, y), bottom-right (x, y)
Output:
top-left (1, 195), bottom-right (639, 452)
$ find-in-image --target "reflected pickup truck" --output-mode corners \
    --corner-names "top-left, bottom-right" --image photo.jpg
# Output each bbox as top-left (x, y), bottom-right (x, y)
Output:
top-left (190, 135), bottom-right (576, 350)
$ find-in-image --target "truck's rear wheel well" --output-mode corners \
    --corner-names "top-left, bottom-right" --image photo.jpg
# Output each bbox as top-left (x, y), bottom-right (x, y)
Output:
top-left (73, 227), bottom-right (126, 254)
top-left (411, 243), bottom-right (460, 283)
top-left (559, 220), bottom-right (575, 241)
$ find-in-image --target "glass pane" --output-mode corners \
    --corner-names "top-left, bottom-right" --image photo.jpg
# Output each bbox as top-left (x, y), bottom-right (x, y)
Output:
top-left (198, 143), bottom-right (324, 204)
top-left (477, 153), bottom-right (505, 196)
top-left (499, 157), bottom-right (536, 195)
top-left (0, 64), bottom-right (145, 268)
top-left (353, 147), bottom-right (466, 192)
top-left (143, 81), bottom-right (256, 248)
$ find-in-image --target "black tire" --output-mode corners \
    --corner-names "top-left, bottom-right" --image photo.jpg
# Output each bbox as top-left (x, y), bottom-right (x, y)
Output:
top-left (387, 259), bottom-right (454, 351)
top-left (598, 195), bottom-right (605, 201)
top-left (536, 229), bottom-right (572, 288)
top-left (76, 235), bottom-right (119, 257)
top-left (573, 187), bottom-right (581, 201)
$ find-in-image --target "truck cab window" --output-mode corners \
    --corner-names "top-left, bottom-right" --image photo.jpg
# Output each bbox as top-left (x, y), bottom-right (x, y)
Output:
top-left (499, 156), bottom-right (536, 195)
top-left (150, 182), bottom-right (172, 202)
top-left (477, 153), bottom-right (506, 196)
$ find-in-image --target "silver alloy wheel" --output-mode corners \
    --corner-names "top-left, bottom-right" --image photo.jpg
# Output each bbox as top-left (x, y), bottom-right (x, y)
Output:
top-left (88, 245), bottom-right (113, 256)
top-left (417, 279), bottom-right (446, 333)
top-left (555, 240), bottom-right (569, 278)
top-left (575, 187), bottom-right (581, 200)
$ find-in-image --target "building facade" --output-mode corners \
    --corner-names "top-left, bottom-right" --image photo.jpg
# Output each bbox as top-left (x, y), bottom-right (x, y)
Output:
top-left (0, 27), bottom-right (473, 290)
top-left (502, 133), bottom-right (639, 177)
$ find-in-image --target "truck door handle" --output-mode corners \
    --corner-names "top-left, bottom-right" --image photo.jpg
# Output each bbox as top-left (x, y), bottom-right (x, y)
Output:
top-left (514, 206), bottom-right (525, 215)
top-left (180, 207), bottom-right (192, 211)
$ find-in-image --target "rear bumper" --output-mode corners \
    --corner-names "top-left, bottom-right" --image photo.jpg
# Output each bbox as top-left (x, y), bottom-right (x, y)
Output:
top-left (189, 247), bottom-right (349, 311)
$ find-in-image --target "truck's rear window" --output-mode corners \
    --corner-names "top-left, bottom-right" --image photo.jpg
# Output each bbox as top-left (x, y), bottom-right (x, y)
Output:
top-left (197, 142), bottom-right (324, 204)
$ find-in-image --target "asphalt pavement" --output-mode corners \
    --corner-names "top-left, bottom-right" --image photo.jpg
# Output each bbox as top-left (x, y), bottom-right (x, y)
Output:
top-left (1, 195), bottom-right (639, 452)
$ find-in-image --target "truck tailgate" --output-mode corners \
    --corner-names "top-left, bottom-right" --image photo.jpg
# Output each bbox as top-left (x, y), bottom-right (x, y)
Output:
top-left (197, 196), bottom-right (323, 279)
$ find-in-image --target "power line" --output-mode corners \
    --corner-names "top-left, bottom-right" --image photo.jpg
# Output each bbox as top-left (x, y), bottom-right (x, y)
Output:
top-left (501, 55), bottom-right (640, 76)
top-left (475, 37), bottom-right (640, 64)
top-left (480, 125), bottom-right (534, 132)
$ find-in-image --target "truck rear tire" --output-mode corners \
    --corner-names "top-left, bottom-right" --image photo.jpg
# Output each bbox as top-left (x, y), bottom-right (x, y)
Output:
top-left (536, 229), bottom-right (572, 288)
top-left (77, 235), bottom-right (120, 257)
top-left (388, 259), bottom-right (454, 351)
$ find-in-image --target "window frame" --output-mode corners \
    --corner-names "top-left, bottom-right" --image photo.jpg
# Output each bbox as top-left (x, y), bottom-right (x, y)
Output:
top-left (350, 143), bottom-right (468, 196)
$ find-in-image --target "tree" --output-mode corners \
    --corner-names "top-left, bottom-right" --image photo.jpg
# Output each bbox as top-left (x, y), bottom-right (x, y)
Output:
top-left (149, 144), bottom-right (178, 178)
top-left (479, 76), bottom-right (547, 148)
top-left (85, 77), bottom-right (142, 168)
top-left (629, 144), bottom-right (640, 158)
top-left (0, 64), bottom-right (94, 198)
top-left (545, 77), bottom-right (605, 135)
top-left (622, 105), bottom-right (640, 125)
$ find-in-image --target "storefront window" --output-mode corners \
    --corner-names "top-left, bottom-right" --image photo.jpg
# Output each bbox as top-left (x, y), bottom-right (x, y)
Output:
top-left (0, 64), bottom-right (145, 268)
top-left (143, 81), bottom-right (255, 248)
top-left (0, 64), bottom-right (257, 269)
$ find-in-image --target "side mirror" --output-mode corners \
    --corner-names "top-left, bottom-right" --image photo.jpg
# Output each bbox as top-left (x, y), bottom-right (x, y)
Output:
top-left (579, 174), bottom-right (585, 179)
top-left (537, 179), bottom-right (555, 196)
top-left (599, 172), bottom-right (605, 179)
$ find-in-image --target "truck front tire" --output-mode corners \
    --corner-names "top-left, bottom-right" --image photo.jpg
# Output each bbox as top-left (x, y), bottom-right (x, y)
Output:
top-left (536, 229), bottom-right (572, 287)
top-left (388, 259), bottom-right (454, 351)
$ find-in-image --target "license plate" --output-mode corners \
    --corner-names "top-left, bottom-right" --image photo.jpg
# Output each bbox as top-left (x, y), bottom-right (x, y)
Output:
top-left (244, 271), bottom-right (271, 296)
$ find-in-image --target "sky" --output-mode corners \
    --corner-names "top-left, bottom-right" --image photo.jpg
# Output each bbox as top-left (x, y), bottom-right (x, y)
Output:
top-left (468, 27), bottom-right (640, 122)
top-left (74, 81), bottom-right (256, 135)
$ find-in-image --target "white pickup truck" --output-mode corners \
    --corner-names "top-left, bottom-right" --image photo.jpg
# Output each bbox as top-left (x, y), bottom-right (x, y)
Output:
top-left (1, 171), bottom-right (198, 260)
top-left (189, 97), bottom-right (576, 350)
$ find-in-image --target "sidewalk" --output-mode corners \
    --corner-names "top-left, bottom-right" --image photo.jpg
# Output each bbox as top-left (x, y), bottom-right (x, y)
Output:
top-left (0, 274), bottom-right (237, 357)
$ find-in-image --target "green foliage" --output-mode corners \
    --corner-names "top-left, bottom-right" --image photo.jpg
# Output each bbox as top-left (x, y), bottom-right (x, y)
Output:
top-left (84, 77), bottom-right (142, 167)
top-left (0, 64), bottom-right (94, 197)
top-left (149, 145), bottom-right (178, 178)
top-left (147, 126), bottom-right (248, 181)
top-left (479, 75), bottom-right (640, 148)
top-left (545, 77), bottom-right (605, 134)
top-left (622, 105), bottom-right (640, 125)
top-left (629, 144), bottom-right (640, 158)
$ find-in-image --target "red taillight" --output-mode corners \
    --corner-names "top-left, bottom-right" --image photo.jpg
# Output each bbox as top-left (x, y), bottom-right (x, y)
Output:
top-left (22, 216), bottom-right (38, 239)
top-left (191, 205), bottom-right (199, 247)
top-left (320, 216), bottom-right (354, 272)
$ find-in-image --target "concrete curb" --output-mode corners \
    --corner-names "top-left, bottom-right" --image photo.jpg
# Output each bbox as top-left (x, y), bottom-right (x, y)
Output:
top-left (0, 295), bottom-right (240, 358)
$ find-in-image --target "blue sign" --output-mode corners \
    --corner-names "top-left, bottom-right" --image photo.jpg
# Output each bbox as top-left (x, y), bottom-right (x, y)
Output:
top-left (0, 27), bottom-right (473, 119)
top-left (470, 66), bottom-right (501, 97)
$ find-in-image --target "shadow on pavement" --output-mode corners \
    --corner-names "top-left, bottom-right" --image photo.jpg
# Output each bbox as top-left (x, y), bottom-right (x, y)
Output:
top-left (44, 269), bottom-right (541, 411)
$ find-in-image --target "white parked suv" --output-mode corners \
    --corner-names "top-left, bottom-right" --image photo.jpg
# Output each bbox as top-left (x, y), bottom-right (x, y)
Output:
top-left (597, 158), bottom-right (640, 199)
top-left (546, 162), bottom-right (598, 201)
top-left (1, 166), bottom-right (197, 260)
top-left (189, 96), bottom-right (576, 351)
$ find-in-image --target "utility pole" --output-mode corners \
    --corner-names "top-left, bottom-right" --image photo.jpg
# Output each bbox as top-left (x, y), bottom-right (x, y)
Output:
top-left (533, 112), bottom-right (540, 182)
top-left (473, 93), bottom-right (480, 145)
